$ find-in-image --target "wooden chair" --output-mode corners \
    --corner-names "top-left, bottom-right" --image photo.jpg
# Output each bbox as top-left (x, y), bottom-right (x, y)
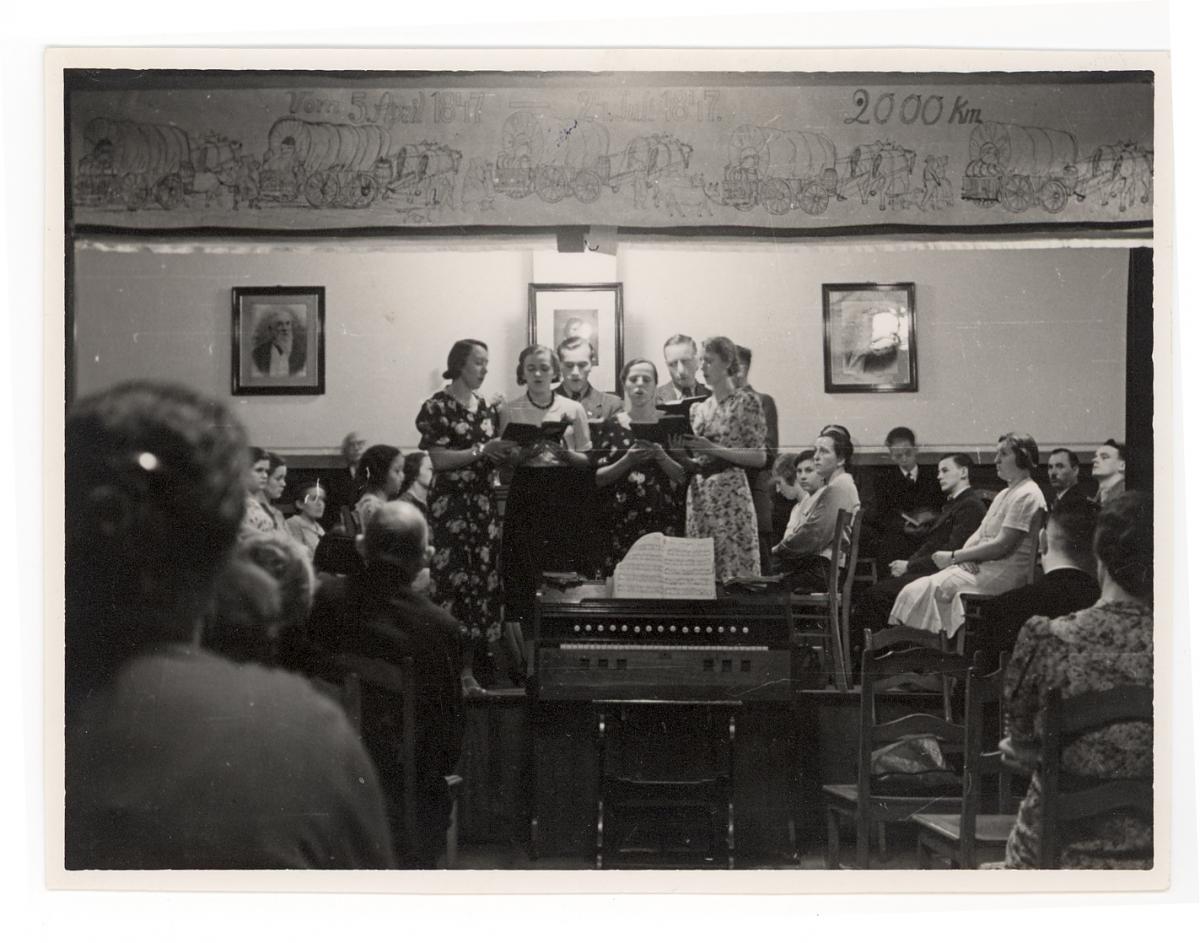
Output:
top-left (913, 657), bottom-right (1019, 868)
top-left (1038, 685), bottom-right (1153, 869)
top-left (790, 507), bottom-right (862, 692)
top-left (955, 506), bottom-right (1045, 660)
top-left (822, 627), bottom-right (969, 869)
top-left (334, 653), bottom-right (463, 868)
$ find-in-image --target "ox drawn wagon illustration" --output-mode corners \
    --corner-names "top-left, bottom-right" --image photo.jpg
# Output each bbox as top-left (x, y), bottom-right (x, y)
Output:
top-left (961, 122), bottom-right (1080, 214)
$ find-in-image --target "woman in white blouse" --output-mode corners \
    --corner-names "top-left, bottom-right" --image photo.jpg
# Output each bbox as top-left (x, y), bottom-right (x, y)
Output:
top-left (889, 432), bottom-right (1047, 638)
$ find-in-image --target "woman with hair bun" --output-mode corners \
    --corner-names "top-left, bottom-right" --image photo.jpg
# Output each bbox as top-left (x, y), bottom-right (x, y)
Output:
top-left (353, 444), bottom-right (404, 531)
top-left (415, 339), bottom-right (514, 692)
top-left (889, 432), bottom-right (1047, 638)
top-left (999, 490), bottom-right (1153, 869)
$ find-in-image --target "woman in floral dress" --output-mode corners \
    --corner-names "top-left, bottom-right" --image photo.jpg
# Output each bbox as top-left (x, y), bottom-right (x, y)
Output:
top-left (416, 339), bottom-right (515, 691)
top-left (592, 359), bottom-right (687, 576)
top-left (672, 336), bottom-right (768, 582)
top-left (1000, 490), bottom-right (1154, 869)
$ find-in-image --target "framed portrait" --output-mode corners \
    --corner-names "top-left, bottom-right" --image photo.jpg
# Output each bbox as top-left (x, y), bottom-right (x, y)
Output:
top-left (822, 282), bottom-right (917, 393)
top-left (528, 282), bottom-right (624, 394)
top-left (232, 286), bottom-right (325, 396)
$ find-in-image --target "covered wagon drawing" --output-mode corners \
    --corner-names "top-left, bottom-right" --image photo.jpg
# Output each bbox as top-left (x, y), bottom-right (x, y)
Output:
top-left (493, 111), bottom-right (612, 204)
top-left (720, 125), bottom-right (841, 216)
top-left (962, 122), bottom-right (1080, 214)
top-left (75, 118), bottom-right (194, 211)
top-left (259, 118), bottom-right (393, 208)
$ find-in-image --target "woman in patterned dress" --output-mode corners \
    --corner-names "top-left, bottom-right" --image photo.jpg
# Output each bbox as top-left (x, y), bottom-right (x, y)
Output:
top-left (240, 447), bottom-right (278, 540)
top-left (592, 359), bottom-right (687, 576)
top-left (1000, 490), bottom-right (1154, 869)
top-left (673, 336), bottom-right (768, 582)
top-left (416, 339), bottom-right (516, 692)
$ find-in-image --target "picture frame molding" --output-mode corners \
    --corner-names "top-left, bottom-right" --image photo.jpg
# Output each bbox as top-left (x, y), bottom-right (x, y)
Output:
top-left (231, 285), bottom-right (326, 396)
top-left (527, 281), bottom-right (625, 395)
top-left (821, 280), bottom-right (918, 394)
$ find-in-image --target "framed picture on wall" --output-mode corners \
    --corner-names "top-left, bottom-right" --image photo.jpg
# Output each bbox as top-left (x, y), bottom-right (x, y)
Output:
top-left (822, 282), bottom-right (917, 393)
top-left (528, 282), bottom-right (624, 394)
top-left (232, 286), bottom-right (325, 396)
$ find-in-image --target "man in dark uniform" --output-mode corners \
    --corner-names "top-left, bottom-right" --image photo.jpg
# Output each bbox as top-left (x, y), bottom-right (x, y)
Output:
top-left (862, 425), bottom-right (945, 563)
top-left (554, 335), bottom-right (623, 421)
top-left (1046, 447), bottom-right (1096, 509)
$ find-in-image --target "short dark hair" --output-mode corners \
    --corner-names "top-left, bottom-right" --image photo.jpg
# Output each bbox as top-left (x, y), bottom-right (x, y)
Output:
top-left (67, 381), bottom-right (248, 700)
top-left (515, 344), bottom-right (561, 385)
top-left (442, 338), bottom-right (488, 381)
top-left (797, 448), bottom-right (816, 466)
top-left (1102, 438), bottom-right (1128, 462)
top-left (293, 478), bottom-right (325, 500)
top-left (663, 333), bottom-right (697, 354)
top-left (939, 452), bottom-right (974, 472)
top-left (357, 444), bottom-right (401, 495)
top-left (1094, 490), bottom-right (1152, 600)
top-left (885, 426), bottom-right (916, 447)
top-left (267, 451), bottom-right (287, 474)
top-left (998, 432), bottom-right (1039, 471)
top-left (1048, 496), bottom-right (1100, 560)
top-left (557, 334), bottom-right (594, 360)
top-left (248, 446), bottom-right (270, 465)
top-left (735, 345), bottom-right (752, 369)
top-left (820, 423), bottom-right (851, 442)
top-left (1049, 448), bottom-right (1081, 469)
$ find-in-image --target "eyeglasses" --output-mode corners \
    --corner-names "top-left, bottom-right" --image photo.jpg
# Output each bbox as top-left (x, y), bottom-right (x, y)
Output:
top-left (302, 493), bottom-right (327, 504)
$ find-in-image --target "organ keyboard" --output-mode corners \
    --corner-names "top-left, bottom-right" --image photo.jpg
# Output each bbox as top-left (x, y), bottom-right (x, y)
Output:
top-left (532, 582), bottom-right (795, 702)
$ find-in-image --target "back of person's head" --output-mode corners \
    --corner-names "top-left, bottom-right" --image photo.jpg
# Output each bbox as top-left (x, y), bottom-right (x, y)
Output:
top-left (238, 531), bottom-right (315, 633)
top-left (735, 344), bottom-right (752, 370)
top-left (66, 381), bottom-right (248, 698)
top-left (361, 501), bottom-right (429, 586)
top-left (442, 338), bottom-right (488, 381)
top-left (357, 444), bottom-right (401, 495)
top-left (885, 426), bottom-right (916, 447)
top-left (1046, 496), bottom-right (1100, 565)
top-left (998, 431), bottom-right (1039, 470)
top-left (772, 452), bottom-right (800, 484)
top-left (1094, 490), bottom-right (1153, 601)
top-left (203, 558), bottom-right (282, 665)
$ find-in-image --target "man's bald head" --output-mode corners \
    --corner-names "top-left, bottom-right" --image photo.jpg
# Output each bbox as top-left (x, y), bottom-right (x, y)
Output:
top-left (361, 501), bottom-right (428, 584)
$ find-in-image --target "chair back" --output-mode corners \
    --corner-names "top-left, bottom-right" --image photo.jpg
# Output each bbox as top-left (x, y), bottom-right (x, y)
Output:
top-left (958, 657), bottom-right (1013, 866)
top-left (1038, 684), bottom-right (1154, 868)
top-left (857, 629), bottom-right (970, 807)
top-left (837, 507), bottom-right (864, 670)
top-left (1025, 507), bottom-right (1046, 584)
top-left (333, 653), bottom-right (418, 856)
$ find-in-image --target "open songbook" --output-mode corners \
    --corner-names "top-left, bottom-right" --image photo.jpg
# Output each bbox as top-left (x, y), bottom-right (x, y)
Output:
top-left (612, 532), bottom-right (716, 599)
top-left (628, 415), bottom-right (690, 444)
top-left (500, 419), bottom-right (570, 447)
top-left (655, 395), bottom-right (706, 431)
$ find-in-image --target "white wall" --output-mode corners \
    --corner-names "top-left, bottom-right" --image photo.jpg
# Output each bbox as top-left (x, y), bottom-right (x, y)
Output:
top-left (73, 236), bottom-right (1128, 453)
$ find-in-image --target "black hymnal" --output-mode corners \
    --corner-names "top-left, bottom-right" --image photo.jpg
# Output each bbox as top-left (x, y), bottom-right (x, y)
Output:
top-left (657, 395), bottom-right (706, 419)
top-left (629, 415), bottom-right (691, 444)
top-left (501, 419), bottom-right (570, 446)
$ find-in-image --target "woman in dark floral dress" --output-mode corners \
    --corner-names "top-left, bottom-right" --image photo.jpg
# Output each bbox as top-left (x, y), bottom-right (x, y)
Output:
top-left (416, 339), bottom-right (516, 692)
top-left (1000, 490), bottom-right (1153, 869)
top-left (593, 359), bottom-right (687, 576)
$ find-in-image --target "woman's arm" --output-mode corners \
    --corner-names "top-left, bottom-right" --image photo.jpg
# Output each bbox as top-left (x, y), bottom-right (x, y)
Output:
top-left (935, 524), bottom-right (1026, 567)
top-left (682, 436), bottom-right (767, 469)
top-left (650, 442), bottom-right (687, 484)
top-left (595, 448), bottom-right (643, 487)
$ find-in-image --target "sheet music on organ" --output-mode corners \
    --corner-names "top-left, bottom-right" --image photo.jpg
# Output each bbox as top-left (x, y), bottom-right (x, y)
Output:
top-left (612, 532), bottom-right (716, 599)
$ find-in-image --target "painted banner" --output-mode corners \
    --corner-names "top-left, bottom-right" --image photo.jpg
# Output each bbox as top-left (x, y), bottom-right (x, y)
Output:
top-left (67, 73), bottom-right (1153, 230)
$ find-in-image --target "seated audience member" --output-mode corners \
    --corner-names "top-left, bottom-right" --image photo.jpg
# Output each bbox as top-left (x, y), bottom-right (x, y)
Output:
top-left (656, 333), bottom-right (711, 403)
top-left (1000, 491), bottom-right (1153, 869)
top-left (972, 496), bottom-right (1101, 669)
top-left (863, 425), bottom-right (944, 563)
top-left (889, 432), bottom-right (1047, 639)
top-left (735, 345), bottom-right (780, 573)
top-left (65, 380), bottom-right (393, 869)
top-left (285, 478), bottom-right (327, 559)
top-left (264, 452), bottom-right (289, 528)
top-left (554, 335), bottom-right (623, 421)
top-left (774, 449), bottom-right (821, 543)
top-left (1047, 447), bottom-right (1095, 509)
top-left (397, 450), bottom-right (434, 515)
top-left (240, 446), bottom-right (277, 539)
top-left (354, 444), bottom-right (405, 531)
top-left (1092, 438), bottom-right (1128, 506)
top-left (306, 502), bottom-right (466, 867)
top-left (323, 431), bottom-right (368, 531)
top-left (204, 558), bottom-right (282, 665)
top-left (854, 452), bottom-right (987, 639)
top-left (240, 530), bottom-right (316, 643)
top-left (771, 428), bottom-right (861, 593)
